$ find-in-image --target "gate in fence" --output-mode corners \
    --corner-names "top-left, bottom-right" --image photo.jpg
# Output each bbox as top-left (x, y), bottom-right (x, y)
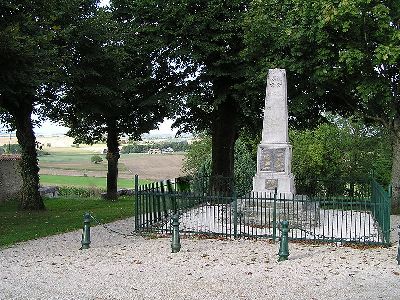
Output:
top-left (133, 175), bottom-right (391, 245)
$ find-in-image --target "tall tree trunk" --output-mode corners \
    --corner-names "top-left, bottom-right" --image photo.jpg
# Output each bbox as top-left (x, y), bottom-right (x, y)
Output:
top-left (210, 98), bottom-right (238, 195)
top-left (391, 117), bottom-right (400, 212)
top-left (14, 101), bottom-right (45, 210)
top-left (106, 119), bottom-right (120, 200)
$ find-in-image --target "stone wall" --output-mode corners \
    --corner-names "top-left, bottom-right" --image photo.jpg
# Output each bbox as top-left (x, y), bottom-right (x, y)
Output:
top-left (0, 155), bottom-right (22, 202)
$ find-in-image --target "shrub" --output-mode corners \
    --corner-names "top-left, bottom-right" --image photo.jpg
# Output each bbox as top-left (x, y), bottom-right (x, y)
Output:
top-left (2, 143), bottom-right (21, 154)
top-left (37, 150), bottom-right (50, 156)
top-left (91, 155), bottom-right (103, 164)
top-left (58, 186), bottom-right (104, 198)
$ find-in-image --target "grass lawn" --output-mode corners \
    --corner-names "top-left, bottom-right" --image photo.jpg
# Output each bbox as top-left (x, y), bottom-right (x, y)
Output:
top-left (0, 196), bottom-right (135, 248)
top-left (40, 174), bottom-right (151, 189)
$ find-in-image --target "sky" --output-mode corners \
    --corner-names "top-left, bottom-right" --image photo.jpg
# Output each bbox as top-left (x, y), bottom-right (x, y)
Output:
top-left (0, 118), bottom-right (178, 137)
top-left (33, 118), bottom-right (178, 136)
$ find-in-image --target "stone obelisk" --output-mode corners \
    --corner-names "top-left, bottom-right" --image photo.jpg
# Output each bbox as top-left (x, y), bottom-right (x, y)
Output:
top-left (252, 69), bottom-right (295, 197)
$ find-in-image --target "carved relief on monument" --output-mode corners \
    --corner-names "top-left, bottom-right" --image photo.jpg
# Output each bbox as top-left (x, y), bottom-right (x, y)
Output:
top-left (274, 148), bottom-right (286, 172)
top-left (267, 71), bottom-right (284, 97)
top-left (260, 148), bottom-right (273, 171)
top-left (259, 147), bottom-right (286, 172)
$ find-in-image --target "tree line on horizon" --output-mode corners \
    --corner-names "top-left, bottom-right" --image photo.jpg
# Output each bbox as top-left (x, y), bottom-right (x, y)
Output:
top-left (0, 0), bottom-right (398, 210)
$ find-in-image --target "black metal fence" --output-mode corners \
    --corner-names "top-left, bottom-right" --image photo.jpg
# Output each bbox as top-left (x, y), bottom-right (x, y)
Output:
top-left (134, 175), bottom-right (391, 245)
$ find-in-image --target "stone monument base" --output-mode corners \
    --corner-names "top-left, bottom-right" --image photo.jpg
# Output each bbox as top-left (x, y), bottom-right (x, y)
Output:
top-left (237, 196), bottom-right (320, 229)
top-left (252, 173), bottom-right (295, 199)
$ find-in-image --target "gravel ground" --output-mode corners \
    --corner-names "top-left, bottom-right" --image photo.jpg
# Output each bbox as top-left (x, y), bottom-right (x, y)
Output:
top-left (1, 217), bottom-right (400, 300)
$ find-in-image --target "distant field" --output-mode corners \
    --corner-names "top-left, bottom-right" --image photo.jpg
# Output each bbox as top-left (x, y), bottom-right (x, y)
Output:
top-left (39, 148), bottom-right (185, 180)
top-left (39, 174), bottom-right (151, 188)
top-left (39, 152), bottom-right (119, 172)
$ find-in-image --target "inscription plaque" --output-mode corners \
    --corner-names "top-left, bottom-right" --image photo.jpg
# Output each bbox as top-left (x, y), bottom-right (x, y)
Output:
top-left (265, 179), bottom-right (278, 190)
top-left (260, 147), bottom-right (286, 172)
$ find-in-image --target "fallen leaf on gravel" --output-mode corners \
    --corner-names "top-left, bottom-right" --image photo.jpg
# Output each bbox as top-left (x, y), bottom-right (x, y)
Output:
top-left (245, 272), bottom-right (252, 275)
top-left (393, 271), bottom-right (400, 276)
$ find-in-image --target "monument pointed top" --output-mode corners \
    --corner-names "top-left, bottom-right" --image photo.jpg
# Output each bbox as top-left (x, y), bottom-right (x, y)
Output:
top-left (262, 68), bottom-right (288, 144)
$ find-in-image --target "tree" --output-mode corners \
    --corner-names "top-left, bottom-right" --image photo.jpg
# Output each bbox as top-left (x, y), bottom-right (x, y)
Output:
top-left (0, 0), bottom-right (96, 209)
top-left (0, 1), bottom-right (50, 209)
top-left (245, 0), bottom-right (399, 208)
top-left (1, 0), bottom-right (101, 209)
top-left (52, 6), bottom-right (172, 200)
top-left (114, 0), bottom-right (258, 192)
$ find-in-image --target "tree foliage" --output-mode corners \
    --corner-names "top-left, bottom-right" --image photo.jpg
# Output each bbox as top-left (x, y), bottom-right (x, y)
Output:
top-left (290, 118), bottom-right (392, 185)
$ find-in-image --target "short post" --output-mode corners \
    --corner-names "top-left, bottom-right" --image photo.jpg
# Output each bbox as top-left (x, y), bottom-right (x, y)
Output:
top-left (171, 214), bottom-right (181, 253)
top-left (397, 224), bottom-right (400, 265)
top-left (278, 220), bottom-right (289, 262)
top-left (80, 212), bottom-right (91, 250)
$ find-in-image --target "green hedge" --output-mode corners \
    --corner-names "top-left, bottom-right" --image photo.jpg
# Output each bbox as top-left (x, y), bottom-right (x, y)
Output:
top-left (58, 186), bottom-right (105, 198)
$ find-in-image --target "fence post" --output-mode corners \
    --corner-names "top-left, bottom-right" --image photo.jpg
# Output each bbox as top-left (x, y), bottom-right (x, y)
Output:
top-left (233, 192), bottom-right (238, 239)
top-left (272, 188), bottom-right (278, 241)
top-left (278, 220), bottom-right (290, 261)
top-left (160, 182), bottom-right (168, 219)
top-left (134, 174), bottom-right (139, 231)
top-left (80, 212), bottom-right (91, 250)
top-left (171, 214), bottom-right (181, 253)
top-left (397, 225), bottom-right (400, 265)
top-left (167, 180), bottom-right (177, 214)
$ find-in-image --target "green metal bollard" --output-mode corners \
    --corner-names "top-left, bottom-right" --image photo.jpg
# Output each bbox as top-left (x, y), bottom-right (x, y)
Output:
top-left (171, 214), bottom-right (181, 253)
top-left (278, 220), bottom-right (289, 262)
top-left (80, 212), bottom-right (91, 250)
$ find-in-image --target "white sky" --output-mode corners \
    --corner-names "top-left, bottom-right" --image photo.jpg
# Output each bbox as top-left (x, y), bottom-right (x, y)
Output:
top-left (33, 118), bottom-right (178, 136)
top-left (1, 118), bottom-right (178, 136)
